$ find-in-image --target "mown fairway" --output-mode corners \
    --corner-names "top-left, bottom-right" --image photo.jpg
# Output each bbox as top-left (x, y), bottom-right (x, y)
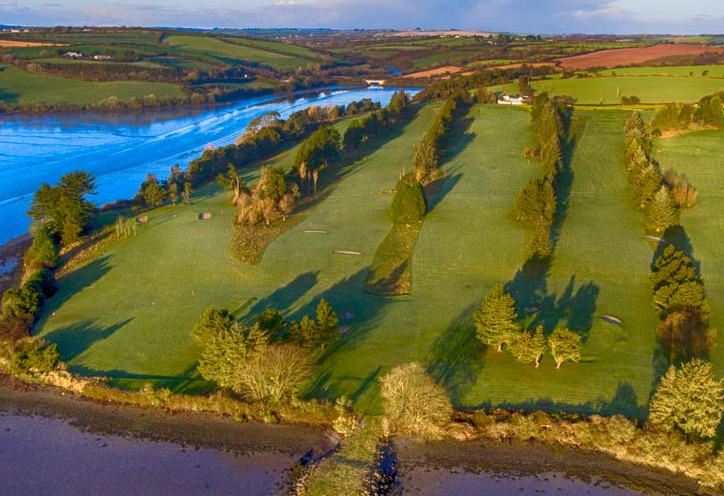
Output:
top-left (164, 35), bottom-right (314, 71)
top-left (654, 129), bottom-right (724, 377)
top-left (458, 109), bottom-right (659, 415)
top-left (37, 105), bottom-right (666, 416)
top-left (492, 76), bottom-right (724, 105)
top-left (36, 105), bottom-right (437, 392)
top-left (0, 65), bottom-right (184, 106)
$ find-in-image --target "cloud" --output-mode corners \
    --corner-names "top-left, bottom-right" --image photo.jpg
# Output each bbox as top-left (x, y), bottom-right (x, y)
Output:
top-left (0, 0), bottom-right (722, 34)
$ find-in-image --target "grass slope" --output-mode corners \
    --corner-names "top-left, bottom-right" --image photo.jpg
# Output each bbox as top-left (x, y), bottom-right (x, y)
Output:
top-left (654, 129), bottom-right (724, 378)
top-left (36, 106), bottom-right (436, 393)
top-left (0, 65), bottom-right (183, 106)
top-left (165, 35), bottom-right (311, 72)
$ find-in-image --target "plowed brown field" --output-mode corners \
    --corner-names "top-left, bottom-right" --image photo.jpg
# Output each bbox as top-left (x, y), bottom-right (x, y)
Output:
top-left (558, 44), bottom-right (724, 70)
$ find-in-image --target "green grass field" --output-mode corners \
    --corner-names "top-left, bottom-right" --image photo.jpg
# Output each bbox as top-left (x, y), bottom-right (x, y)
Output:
top-left (654, 129), bottom-right (724, 378)
top-left (530, 76), bottom-right (724, 104)
top-left (599, 65), bottom-right (724, 77)
top-left (221, 37), bottom-right (320, 60)
top-left (0, 64), bottom-right (184, 106)
top-left (165, 35), bottom-right (313, 72)
top-left (37, 105), bottom-right (670, 418)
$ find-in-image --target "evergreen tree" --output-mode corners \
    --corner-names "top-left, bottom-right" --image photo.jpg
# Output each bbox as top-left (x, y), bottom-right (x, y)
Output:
top-left (650, 245), bottom-right (710, 318)
top-left (548, 328), bottom-right (582, 369)
top-left (473, 285), bottom-right (520, 352)
top-left (649, 359), bottom-right (724, 439)
top-left (645, 186), bottom-right (678, 233)
top-left (315, 298), bottom-right (339, 343)
top-left (24, 226), bottom-right (60, 270)
top-left (412, 134), bottom-right (439, 182)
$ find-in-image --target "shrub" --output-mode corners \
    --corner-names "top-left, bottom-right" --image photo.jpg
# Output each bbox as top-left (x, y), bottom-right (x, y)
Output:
top-left (8, 339), bottom-right (59, 374)
top-left (380, 362), bottom-right (452, 440)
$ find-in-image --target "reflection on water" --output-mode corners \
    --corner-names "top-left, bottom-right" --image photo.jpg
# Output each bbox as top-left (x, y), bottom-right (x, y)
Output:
top-left (0, 87), bottom-right (420, 245)
top-left (0, 413), bottom-right (294, 496)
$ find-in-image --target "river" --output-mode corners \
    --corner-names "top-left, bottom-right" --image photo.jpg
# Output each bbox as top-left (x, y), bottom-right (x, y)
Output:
top-left (0, 87), bottom-right (420, 246)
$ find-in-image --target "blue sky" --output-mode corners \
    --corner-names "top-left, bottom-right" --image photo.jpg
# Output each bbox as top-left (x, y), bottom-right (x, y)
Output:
top-left (1, 0), bottom-right (723, 34)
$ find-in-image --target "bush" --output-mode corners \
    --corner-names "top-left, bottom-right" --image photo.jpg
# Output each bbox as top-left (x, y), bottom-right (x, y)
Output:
top-left (8, 339), bottom-right (59, 374)
top-left (380, 362), bottom-right (452, 440)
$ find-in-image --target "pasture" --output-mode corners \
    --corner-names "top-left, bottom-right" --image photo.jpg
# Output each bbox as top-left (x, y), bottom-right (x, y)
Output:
top-left (490, 76), bottom-right (724, 105)
top-left (654, 129), bottom-right (724, 377)
top-left (0, 64), bottom-right (184, 106)
top-left (164, 35), bottom-right (313, 72)
top-left (36, 105), bottom-right (675, 417)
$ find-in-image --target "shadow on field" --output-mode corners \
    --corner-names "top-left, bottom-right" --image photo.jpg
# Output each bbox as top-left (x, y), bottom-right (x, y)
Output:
top-left (506, 261), bottom-right (599, 340)
top-left (656, 225), bottom-right (699, 272)
top-left (550, 116), bottom-right (586, 251)
top-left (427, 303), bottom-right (484, 405)
top-left (426, 173), bottom-right (462, 214)
top-left (243, 271), bottom-right (320, 322)
top-left (69, 363), bottom-right (207, 392)
top-left (45, 318), bottom-right (132, 362)
top-left (302, 268), bottom-right (394, 400)
top-left (474, 380), bottom-right (647, 419)
top-left (39, 255), bottom-right (113, 320)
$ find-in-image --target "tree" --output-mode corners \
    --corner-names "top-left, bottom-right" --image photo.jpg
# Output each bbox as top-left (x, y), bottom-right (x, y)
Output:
top-left (315, 298), bottom-right (340, 344)
top-left (343, 118), bottom-right (365, 149)
top-left (294, 126), bottom-right (341, 171)
top-left (191, 307), bottom-right (234, 344)
top-left (657, 308), bottom-right (715, 361)
top-left (412, 134), bottom-right (438, 182)
top-left (217, 164), bottom-right (246, 205)
top-left (168, 182), bottom-right (179, 206)
top-left (645, 186), bottom-right (678, 233)
top-left (233, 344), bottom-right (312, 403)
top-left (28, 170), bottom-right (97, 247)
top-left (391, 174), bottom-right (426, 225)
top-left (548, 328), bottom-right (581, 369)
top-left (473, 285), bottom-right (520, 352)
top-left (24, 226), bottom-right (60, 270)
top-left (380, 362), bottom-right (452, 440)
top-left (649, 359), bottom-right (724, 439)
top-left (510, 326), bottom-right (546, 367)
top-left (137, 173), bottom-right (167, 207)
top-left (197, 322), bottom-right (268, 390)
top-left (182, 182), bottom-right (193, 205)
top-left (288, 315), bottom-right (319, 349)
top-left (650, 245), bottom-right (710, 319)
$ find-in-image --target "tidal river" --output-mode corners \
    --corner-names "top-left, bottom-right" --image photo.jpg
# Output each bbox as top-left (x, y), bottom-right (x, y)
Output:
top-left (0, 87), bottom-right (419, 246)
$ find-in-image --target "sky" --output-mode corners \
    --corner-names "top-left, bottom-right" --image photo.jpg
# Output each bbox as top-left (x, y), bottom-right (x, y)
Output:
top-left (1, 0), bottom-right (723, 34)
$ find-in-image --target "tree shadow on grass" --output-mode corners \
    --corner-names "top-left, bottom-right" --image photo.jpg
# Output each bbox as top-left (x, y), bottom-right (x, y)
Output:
top-left (70, 362), bottom-right (207, 392)
top-left (550, 116), bottom-right (586, 251)
top-left (242, 270), bottom-right (320, 323)
top-left (301, 268), bottom-right (394, 400)
top-left (506, 262), bottom-right (599, 340)
top-left (425, 173), bottom-right (462, 214)
top-left (426, 302), bottom-right (484, 405)
top-left (36, 255), bottom-right (113, 325)
top-left (658, 225), bottom-right (699, 273)
top-left (473, 380), bottom-right (647, 420)
top-left (44, 318), bottom-right (132, 362)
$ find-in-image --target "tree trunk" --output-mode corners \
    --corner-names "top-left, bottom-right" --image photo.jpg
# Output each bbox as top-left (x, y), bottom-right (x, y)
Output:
top-left (496, 343), bottom-right (503, 352)
top-left (535, 355), bottom-right (540, 368)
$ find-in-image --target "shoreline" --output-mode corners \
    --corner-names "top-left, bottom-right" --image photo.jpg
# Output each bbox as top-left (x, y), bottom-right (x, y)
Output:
top-left (0, 374), bottom-right (705, 495)
top-left (0, 233), bottom-right (32, 295)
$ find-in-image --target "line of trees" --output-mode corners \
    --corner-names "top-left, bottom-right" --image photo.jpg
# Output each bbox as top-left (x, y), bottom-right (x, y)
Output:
top-left (514, 92), bottom-right (571, 258)
top-left (343, 90), bottom-right (410, 150)
top-left (412, 90), bottom-right (471, 183)
top-left (623, 112), bottom-right (697, 234)
top-left (651, 92), bottom-right (724, 134)
top-left (651, 245), bottom-right (715, 361)
top-left (473, 284), bottom-right (582, 369)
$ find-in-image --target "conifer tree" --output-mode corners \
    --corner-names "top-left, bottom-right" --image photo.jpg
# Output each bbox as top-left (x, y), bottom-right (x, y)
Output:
top-left (649, 359), bottom-right (724, 439)
top-left (511, 326), bottom-right (546, 367)
top-left (473, 285), bottom-right (520, 352)
top-left (645, 186), bottom-right (678, 233)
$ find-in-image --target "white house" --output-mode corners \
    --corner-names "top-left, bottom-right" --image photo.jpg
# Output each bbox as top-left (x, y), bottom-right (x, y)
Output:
top-left (62, 51), bottom-right (84, 58)
top-left (497, 94), bottom-right (526, 105)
